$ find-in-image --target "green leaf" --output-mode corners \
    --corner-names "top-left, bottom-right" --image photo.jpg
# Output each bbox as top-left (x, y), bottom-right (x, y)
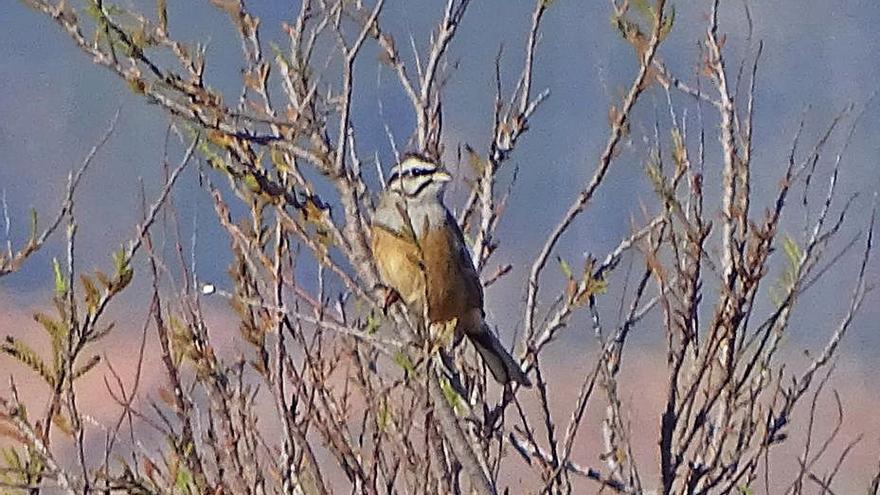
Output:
top-left (81, 275), bottom-right (100, 314)
top-left (632, 0), bottom-right (653, 19)
top-left (2, 448), bottom-right (22, 472)
top-left (365, 312), bottom-right (381, 335)
top-left (269, 42), bottom-right (291, 67)
top-left (660, 5), bottom-right (676, 40)
top-left (392, 350), bottom-right (415, 378)
top-left (52, 412), bottom-right (74, 437)
top-left (34, 311), bottom-right (67, 376)
top-left (86, 322), bottom-right (115, 344)
top-left (34, 312), bottom-right (66, 343)
top-left (670, 127), bottom-right (685, 169)
top-left (111, 248), bottom-right (134, 293)
top-left (196, 138), bottom-right (228, 173)
top-left (84, 2), bottom-right (102, 21)
top-left (242, 173), bottom-right (261, 193)
top-left (583, 275), bottom-right (609, 298)
top-left (465, 144), bottom-right (487, 176)
top-left (557, 256), bottom-right (574, 280)
top-left (112, 248), bottom-right (127, 273)
top-left (439, 376), bottom-right (463, 415)
top-left (377, 396), bottom-right (392, 432)
top-left (73, 355), bottom-right (101, 381)
top-left (52, 258), bottom-right (68, 296)
top-left (770, 234), bottom-right (802, 307)
top-left (782, 235), bottom-right (803, 265)
top-left (95, 270), bottom-right (112, 289)
top-left (1, 336), bottom-right (54, 387)
top-left (175, 465), bottom-right (193, 491)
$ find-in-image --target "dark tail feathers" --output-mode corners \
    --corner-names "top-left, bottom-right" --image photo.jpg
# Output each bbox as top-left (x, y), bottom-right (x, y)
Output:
top-left (468, 325), bottom-right (531, 387)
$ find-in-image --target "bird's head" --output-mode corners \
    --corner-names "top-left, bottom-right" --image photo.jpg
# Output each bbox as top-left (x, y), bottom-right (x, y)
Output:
top-left (387, 154), bottom-right (452, 200)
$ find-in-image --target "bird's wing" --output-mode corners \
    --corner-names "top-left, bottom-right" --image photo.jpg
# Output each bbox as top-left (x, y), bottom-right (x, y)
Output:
top-left (442, 209), bottom-right (484, 310)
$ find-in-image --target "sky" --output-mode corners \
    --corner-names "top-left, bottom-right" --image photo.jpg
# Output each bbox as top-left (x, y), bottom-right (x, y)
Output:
top-left (2, 0), bottom-right (880, 490)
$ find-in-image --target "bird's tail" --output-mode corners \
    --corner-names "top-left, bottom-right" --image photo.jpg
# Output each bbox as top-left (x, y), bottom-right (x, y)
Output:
top-left (469, 324), bottom-right (531, 387)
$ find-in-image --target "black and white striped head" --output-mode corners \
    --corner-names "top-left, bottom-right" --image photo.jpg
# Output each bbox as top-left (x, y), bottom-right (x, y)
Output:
top-left (387, 155), bottom-right (451, 199)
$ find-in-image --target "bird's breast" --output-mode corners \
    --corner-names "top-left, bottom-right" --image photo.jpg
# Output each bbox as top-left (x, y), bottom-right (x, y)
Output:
top-left (371, 198), bottom-right (481, 326)
top-left (371, 225), bottom-right (425, 308)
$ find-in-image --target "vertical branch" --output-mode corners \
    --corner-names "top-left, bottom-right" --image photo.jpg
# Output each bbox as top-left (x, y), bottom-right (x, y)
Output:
top-left (62, 186), bottom-right (89, 491)
top-left (417, 0), bottom-right (471, 155)
top-left (427, 367), bottom-right (497, 495)
top-left (271, 219), bottom-right (295, 494)
top-left (525, 0), bottom-right (668, 342)
top-left (467, 0), bottom-right (551, 271)
top-left (707, 0), bottom-right (740, 300)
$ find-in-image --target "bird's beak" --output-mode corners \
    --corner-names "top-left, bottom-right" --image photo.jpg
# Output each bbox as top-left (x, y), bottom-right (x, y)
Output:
top-left (433, 171), bottom-right (452, 182)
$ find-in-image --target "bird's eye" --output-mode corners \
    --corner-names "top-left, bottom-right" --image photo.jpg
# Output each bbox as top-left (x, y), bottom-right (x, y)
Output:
top-left (407, 167), bottom-right (434, 177)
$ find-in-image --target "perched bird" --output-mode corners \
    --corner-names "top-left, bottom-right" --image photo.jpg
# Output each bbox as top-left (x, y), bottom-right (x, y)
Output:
top-left (371, 154), bottom-right (531, 386)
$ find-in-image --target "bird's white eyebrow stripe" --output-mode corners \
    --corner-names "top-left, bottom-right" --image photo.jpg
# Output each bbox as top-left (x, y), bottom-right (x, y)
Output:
top-left (404, 176), bottom-right (436, 198)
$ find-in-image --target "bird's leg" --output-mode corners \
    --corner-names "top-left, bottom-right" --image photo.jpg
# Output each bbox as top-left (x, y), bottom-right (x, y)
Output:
top-left (432, 319), bottom-right (458, 348)
top-left (430, 319), bottom-right (470, 398)
top-left (437, 350), bottom-right (469, 399)
top-left (451, 318), bottom-right (465, 348)
top-left (375, 284), bottom-right (401, 314)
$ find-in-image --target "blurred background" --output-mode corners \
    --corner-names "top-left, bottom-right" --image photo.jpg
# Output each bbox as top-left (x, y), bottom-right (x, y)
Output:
top-left (2, 0), bottom-right (879, 489)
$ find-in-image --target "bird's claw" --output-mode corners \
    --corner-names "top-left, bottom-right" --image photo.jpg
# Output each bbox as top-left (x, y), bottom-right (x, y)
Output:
top-left (379, 285), bottom-right (401, 315)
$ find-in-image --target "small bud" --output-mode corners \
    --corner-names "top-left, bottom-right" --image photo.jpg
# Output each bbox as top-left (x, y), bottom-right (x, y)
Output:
top-left (201, 283), bottom-right (216, 295)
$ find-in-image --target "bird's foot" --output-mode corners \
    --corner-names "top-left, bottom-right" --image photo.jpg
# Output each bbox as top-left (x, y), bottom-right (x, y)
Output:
top-left (377, 285), bottom-right (401, 314)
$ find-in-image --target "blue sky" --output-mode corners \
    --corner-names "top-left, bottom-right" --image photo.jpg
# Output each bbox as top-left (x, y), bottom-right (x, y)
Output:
top-left (2, 1), bottom-right (878, 356)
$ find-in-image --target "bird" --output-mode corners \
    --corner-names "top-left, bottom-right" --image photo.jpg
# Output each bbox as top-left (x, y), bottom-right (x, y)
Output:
top-left (370, 153), bottom-right (531, 386)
